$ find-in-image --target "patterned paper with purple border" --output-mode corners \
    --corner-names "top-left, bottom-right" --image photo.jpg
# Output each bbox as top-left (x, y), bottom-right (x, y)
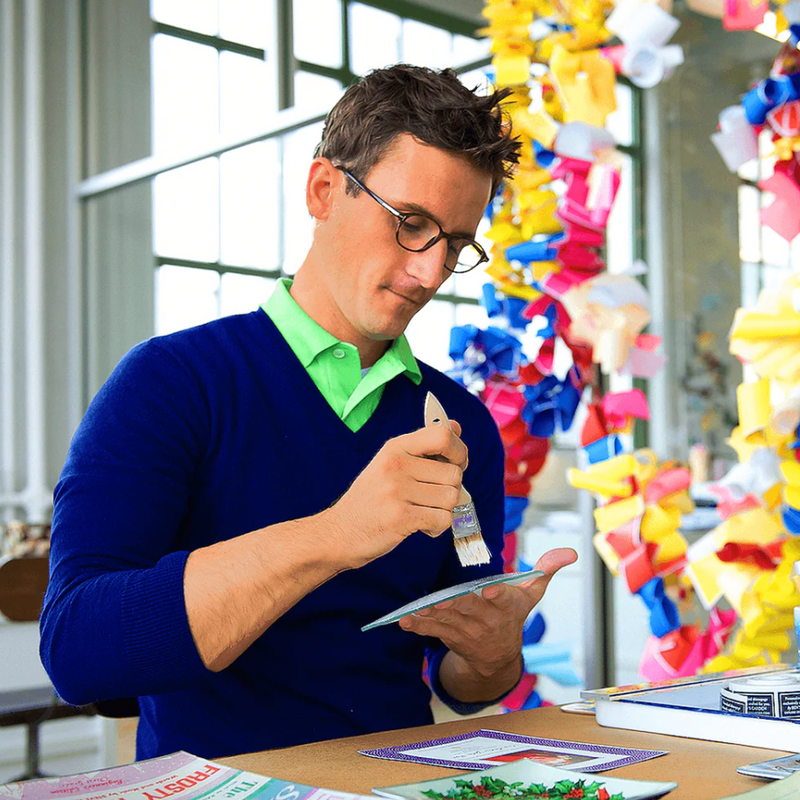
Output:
top-left (358, 729), bottom-right (668, 772)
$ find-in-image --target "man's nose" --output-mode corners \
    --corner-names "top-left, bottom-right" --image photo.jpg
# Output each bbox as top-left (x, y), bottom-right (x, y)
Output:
top-left (406, 240), bottom-right (447, 289)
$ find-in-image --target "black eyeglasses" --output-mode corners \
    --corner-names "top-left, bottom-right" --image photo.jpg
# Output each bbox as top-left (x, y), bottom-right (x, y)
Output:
top-left (336, 168), bottom-right (489, 274)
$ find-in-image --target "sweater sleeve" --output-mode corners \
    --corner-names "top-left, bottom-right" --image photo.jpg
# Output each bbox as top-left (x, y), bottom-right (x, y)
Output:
top-left (40, 340), bottom-right (210, 705)
top-left (424, 391), bottom-right (516, 714)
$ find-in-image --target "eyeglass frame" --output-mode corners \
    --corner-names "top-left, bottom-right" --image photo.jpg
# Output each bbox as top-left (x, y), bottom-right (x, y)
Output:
top-left (335, 167), bottom-right (490, 274)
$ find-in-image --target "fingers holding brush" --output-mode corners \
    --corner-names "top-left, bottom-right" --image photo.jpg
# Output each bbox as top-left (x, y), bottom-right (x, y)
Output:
top-left (403, 418), bottom-right (469, 471)
top-left (325, 424), bottom-right (469, 568)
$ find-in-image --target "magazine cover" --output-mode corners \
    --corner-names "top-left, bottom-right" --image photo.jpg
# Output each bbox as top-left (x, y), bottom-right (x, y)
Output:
top-left (0, 751), bottom-right (373, 800)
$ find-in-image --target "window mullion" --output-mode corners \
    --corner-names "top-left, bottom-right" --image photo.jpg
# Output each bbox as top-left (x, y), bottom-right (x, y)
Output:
top-left (153, 21), bottom-right (265, 59)
top-left (277, 0), bottom-right (294, 110)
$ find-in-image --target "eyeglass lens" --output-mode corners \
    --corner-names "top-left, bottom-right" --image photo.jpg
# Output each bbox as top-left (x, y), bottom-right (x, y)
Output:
top-left (397, 215), bottom-right (483, 272)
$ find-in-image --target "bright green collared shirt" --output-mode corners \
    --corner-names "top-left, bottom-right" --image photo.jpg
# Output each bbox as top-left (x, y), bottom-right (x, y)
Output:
top-left (261, 279), bottom-right (422, 432)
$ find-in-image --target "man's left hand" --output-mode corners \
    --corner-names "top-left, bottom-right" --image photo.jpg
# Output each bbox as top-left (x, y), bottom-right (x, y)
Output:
top-left (398, 547), bottom-right (578, 701)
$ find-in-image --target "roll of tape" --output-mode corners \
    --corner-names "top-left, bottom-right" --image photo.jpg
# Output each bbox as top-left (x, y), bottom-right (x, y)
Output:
top-left (720, 673), bottom-right (800, 718)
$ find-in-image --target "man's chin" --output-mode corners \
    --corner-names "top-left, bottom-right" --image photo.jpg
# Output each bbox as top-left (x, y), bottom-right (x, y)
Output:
top-left (369, 324), bottom-right (407, 342)
top-left (366, 314), bottom-right (415, 342)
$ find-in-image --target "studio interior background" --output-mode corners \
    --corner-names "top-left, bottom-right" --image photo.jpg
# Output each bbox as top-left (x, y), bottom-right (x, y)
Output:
top-left (1, 0), bottom-right (797, 782)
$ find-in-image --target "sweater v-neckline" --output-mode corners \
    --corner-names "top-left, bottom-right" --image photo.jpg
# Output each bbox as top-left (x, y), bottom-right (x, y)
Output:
top-left (254, 310), bottom-right (417, 441)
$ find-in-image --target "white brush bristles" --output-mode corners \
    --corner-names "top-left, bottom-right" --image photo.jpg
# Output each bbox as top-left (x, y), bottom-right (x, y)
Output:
top-left (454, 534), bottom-right (492, 567)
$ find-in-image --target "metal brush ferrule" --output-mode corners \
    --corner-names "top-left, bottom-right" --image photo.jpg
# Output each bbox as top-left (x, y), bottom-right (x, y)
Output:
top-left (451, 504), bottom-right (480, 539)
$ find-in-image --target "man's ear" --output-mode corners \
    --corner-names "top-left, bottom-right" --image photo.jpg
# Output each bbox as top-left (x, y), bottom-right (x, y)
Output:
top-left (306, 158), bottom-right (338, 220)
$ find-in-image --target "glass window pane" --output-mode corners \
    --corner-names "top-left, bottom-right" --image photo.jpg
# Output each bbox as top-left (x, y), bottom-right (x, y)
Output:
top-left (762, 264), bottom-right (793, 293)
top-left (401, 19), bottom-right (453, 69)
top-left (605, 153), bottom-right (633, 274)
top-left (293, 71), bottom-right (343, 115)
top-left (220, 273), bottom-right (276, 316)
top-left (156, 265), bottom-right (220, 335)
top-left (454, 301), bottom-right (487, 330)
top-left (459, 67), bottom-right (494, 96)
top-left (740, 260), bottom-right (761, 308)
top-left (438, 271), bottom-right (457, 296)
top-left (152, 34), bottom-right (219, 153)
top-left (761, 210), bottom-right (791, 267)
top-left (293, 0), bottom-right (342, 69)
top-left (452, 263), bottom-right (491, 301)
top-left (453, 35), bottom-right (491, 66)
top-left (220, 51), bottom-right (274, 137)
top-left (738, 184), bottom-right (761, 263)
top-left (405, 299), bottom-right (456, 370)
top-left (349, 4), bottom-right (401, 77)
top-left (792, 232), bottom-right (800, 267)
top-left (219, 0), bottom-right (271, 49)
top-left (151, 0), bottom-right (218, 35)
top-left (220, 141), bottom-right (281, 269)
top-left (154, 158), bottom-right (220, 262)
top-left (605, 82), bottom-right (633, 147)
top-left (281, 122), bottom-right (325, 274)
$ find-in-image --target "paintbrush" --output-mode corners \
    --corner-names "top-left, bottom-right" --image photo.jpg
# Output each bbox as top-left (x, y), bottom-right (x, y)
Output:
top-left (424, 392), bottom-right (491, 567)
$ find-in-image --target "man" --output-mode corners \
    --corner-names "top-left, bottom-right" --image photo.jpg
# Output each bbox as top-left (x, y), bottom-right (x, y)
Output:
top-left (40, 65), bottom-right (576, 761)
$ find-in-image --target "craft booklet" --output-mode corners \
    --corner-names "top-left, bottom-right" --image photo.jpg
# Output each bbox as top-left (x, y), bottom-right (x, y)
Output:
top-left (359, 729), bottom-right (668, 772)
top-left (372, 758), bottom-right (677, 800)
top-left (0, 750), bottom-right (374, 800)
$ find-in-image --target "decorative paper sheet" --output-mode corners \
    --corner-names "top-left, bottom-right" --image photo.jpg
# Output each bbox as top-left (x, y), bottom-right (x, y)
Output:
top-left (359, 729), bottom-right (668, 772)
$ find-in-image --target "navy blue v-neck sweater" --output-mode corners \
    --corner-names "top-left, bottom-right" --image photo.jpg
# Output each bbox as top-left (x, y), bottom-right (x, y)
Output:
top-left (40, 310), bottom-right (505, 760)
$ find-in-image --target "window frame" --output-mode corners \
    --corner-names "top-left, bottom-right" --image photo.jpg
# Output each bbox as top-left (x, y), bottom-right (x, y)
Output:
top-left (76, 2), bottom-right (641, 372)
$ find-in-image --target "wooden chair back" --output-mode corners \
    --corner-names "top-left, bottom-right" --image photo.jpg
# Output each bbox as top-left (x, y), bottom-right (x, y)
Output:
top-left (0, 555), bottom-right (49, 622)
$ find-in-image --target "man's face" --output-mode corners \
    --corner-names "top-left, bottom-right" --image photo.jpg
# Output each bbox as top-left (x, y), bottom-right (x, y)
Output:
top-left (310, 134), bottom-right (493, 350)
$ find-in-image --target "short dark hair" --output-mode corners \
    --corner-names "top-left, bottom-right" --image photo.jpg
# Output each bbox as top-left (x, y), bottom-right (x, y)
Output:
top-left (314, 64), bottom-right (520, 198)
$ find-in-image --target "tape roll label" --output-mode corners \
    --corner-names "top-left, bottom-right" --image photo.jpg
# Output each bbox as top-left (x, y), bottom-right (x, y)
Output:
top-left (720, 674), bottom-right (800, 719)
top-left (746, 693), bottom-right (775, 716)
top-left (721, 693), bottom-right (746, 714)
top-left (780, 692), bottom-right (800, 718)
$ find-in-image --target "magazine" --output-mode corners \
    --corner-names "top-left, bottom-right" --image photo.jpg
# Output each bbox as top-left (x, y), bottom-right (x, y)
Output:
top-left (0, 750), bottom-right (374, 800)
top-left (372, 759), bottom-right (677, 800)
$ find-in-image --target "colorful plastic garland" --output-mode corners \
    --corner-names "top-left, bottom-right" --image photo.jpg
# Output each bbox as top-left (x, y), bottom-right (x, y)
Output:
top-left (444, 0), bottom-right (679, 708)
top-left (455, 0), bottom-right (800, 706)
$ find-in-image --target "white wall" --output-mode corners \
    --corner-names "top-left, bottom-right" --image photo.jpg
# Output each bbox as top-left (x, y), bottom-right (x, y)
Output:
top-left (0, 0), bottom-right (150, 779)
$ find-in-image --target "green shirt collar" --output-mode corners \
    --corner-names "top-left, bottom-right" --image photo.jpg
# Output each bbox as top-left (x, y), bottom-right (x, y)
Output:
top-left (260, 279), bottom-right (421, 432)
top-left (262, 278), bottom-right (421, 382)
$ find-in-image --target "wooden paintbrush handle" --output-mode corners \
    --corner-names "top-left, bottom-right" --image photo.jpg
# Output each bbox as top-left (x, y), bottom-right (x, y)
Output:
top-left (424, 392), bottom-right (471, 505)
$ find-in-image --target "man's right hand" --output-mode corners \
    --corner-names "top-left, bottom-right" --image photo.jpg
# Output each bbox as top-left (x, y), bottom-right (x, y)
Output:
top-left (185, 421), bottom-right (469, 672)
top-left (324, 422), bottom-right (468, 569)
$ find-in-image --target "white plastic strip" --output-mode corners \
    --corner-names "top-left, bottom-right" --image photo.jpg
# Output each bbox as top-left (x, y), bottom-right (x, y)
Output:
top-left (23, 0), bottom-right (49, 521)
top-left (1, 0), bottom-right (16, 507)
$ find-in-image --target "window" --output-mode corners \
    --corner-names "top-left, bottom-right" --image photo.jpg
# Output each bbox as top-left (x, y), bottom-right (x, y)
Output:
top-left (738, 129), bottom-right (799, 307)
top-left (148, 0), bottom-right (491, 337)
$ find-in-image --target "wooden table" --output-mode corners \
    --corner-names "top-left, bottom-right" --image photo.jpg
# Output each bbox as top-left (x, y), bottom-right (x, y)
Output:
top-left (220, 706), bottom-right (792, 800)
